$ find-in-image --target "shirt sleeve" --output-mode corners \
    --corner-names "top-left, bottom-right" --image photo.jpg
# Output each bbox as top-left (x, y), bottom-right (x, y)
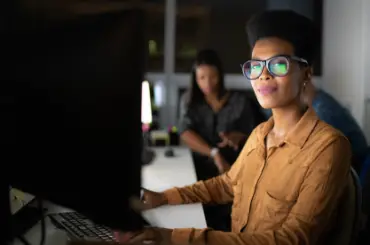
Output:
top-left (170, 137), bottom-right (352, 245)
top-left (178, 93), bottom-right (196, 134)
top-left (163, 136), bottom-right (253, 205)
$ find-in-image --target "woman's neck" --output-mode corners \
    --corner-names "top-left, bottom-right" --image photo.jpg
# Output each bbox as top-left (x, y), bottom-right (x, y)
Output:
top-left (271, 102), bottom-right (306, 138)
top-left (205, 90), bottom-right (222, 101)
top-left (205, 90), bottom-right (229, 112)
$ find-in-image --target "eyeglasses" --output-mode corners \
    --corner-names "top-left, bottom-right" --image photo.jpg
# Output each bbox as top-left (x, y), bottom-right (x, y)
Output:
top-left (240, 55), bottom-right (308, 80)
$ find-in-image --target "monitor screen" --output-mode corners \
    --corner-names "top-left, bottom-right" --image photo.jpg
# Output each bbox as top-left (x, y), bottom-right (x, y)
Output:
top-left (2, 2), bottom-right (147, 235)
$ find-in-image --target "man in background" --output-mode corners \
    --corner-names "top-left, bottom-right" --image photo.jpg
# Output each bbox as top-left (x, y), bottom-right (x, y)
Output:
top-left (359, 159), bottom-right (370, 245)
top-left (303, 82), bottom-right (368, 172)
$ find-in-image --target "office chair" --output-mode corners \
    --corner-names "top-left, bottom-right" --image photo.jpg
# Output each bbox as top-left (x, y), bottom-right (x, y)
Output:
top-left (360, 153), bottom-right (370, 186)
top-left (329, 167), bottom-right (362, 245)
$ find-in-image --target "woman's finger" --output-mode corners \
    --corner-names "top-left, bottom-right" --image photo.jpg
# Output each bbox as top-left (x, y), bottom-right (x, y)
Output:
top-left (217, 141), bottom-right (228, 148)
top-left (141, 187), bottom-right (151, 192)
top-left (128, 229), bottom-right (156, 244)
top-left (129, 196), bottom-right (151, 212)
top-left (114, 231), bottom-right (137, 243)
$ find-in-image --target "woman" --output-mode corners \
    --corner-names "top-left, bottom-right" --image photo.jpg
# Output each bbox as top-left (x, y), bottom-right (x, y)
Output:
top-left (178, 49), bottom-right (265, 231)
top-left (122, 10), bottom-right (352, 245)
top-left (179, 49), bottom-right (264, 177)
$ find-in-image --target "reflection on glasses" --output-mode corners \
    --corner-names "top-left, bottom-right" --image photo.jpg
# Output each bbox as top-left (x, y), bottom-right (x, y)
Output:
top-left (240, 55), bottom-right (308, 80)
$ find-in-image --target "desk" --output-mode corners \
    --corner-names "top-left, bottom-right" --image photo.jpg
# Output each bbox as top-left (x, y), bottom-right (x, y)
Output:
top-left (12, 147), bottom-right (206, 245)
top-left (142, 147), bottom-right (206, 229)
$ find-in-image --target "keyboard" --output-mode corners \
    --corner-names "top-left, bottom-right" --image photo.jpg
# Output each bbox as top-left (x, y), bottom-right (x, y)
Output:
top-left (48, 212), bottom-right (115, 242)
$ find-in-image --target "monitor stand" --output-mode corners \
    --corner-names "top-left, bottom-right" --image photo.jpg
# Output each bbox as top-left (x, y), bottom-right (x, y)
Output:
top-left (142, 132), bottom-right (155, 165)
top-left (164, 147), bottom-right (175, 157)
top-left (142, 147), bottom-right (155, 165)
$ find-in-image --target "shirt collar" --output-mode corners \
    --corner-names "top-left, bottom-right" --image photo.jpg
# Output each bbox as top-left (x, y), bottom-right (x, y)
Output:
top-left (254, 107), bottom-right (319, 149)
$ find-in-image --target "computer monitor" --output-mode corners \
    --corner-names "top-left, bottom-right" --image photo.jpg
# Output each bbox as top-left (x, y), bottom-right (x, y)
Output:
top-left (1, 1), bottom-right (147, 241)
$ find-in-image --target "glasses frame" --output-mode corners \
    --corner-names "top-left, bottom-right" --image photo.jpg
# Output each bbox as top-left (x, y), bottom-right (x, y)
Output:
top-left (240, 55), bottom-right (308, 80)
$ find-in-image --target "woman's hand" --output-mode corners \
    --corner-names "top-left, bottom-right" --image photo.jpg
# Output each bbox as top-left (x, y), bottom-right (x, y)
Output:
top-left (141, 188), bottom-right (168, 209)
top-left (114, 227), bottom-right (172, 245)
top-left (113, 197), bottom-right (172, 245)
top-left (218, 131), bottom-right (246, 150)
top-left (214, 153), bottom-right (230, 174)
top-left (131, 227), bottom-right (172, 245)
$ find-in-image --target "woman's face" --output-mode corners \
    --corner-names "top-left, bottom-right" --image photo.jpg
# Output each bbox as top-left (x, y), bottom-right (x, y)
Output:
top-left (250, 37), bottom-right (308, 109)
top-left (195, 64), bottom-right (220, 96)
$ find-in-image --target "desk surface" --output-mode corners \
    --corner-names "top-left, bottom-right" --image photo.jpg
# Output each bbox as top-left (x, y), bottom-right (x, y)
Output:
top-left (12, 147), bottom-right (206, 245)
top-left (142, 147), bottom-right (206, 229)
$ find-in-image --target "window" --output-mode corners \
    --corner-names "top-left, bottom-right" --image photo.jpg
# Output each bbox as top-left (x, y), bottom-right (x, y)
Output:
top-left (143, 1), bottom-right (165, 72)
top-left (175, 0), bottom-right (323, 75)
top-left (175, 0), bottom-right (267, 73)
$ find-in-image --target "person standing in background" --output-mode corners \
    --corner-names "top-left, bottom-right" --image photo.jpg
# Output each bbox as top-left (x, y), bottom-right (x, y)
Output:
top-left (359, 155), bottom-right (370, 245)
top-left (178, 49), bottom-right (265, 231)
top-left (303, 83), bottom-right (368, 172)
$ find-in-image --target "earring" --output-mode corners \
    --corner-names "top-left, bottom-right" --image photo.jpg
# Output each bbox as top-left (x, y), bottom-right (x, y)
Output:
top-left (303, 82), bottom-right (307, 90)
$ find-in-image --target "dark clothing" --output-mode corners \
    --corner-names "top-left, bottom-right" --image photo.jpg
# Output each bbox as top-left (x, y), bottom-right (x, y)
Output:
top-left (358, 154), bottom-right (370, 245)
top-left (312, 90), bottom-right (368, 170)
top-left (179, 91), bottom-right (265, 231)
top-left (363, 163), bottom-right (370, 214)
top-left (192, 154), bottom-right (232, 232)
top-left (179, 91), bottom-right (265, 163)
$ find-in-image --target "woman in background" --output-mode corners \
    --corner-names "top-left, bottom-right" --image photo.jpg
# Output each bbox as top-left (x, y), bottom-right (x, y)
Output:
top-left (179, 49), bottom-right (265, 231)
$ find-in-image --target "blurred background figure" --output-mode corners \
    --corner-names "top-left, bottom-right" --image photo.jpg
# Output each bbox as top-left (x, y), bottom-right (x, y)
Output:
top-left (303, 82), bottom-right (368, 172)
top-left (178, 49), bottom-right (265, 231)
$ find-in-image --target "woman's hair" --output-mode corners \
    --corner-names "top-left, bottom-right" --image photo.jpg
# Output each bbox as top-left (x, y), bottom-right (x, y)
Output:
top-left (187, 49), bottom-right (226, 107)
top-left (246, 10), bottom-right (319, 66)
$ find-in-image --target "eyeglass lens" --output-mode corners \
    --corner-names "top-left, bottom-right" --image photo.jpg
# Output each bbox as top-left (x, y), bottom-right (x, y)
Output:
top-left (242, 56), bottom-right (289, 79)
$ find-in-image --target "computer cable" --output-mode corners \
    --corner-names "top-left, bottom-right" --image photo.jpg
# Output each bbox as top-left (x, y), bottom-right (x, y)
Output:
top-left (16, 235), bottom-right (31, 245)
top-left (15, 199), bottom-right (45, 245)
top-left (38, 198), bottom-right (46, 245)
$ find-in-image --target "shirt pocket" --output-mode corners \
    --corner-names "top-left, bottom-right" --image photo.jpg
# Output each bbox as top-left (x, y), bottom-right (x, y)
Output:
top-left (258, 190), bottom-right (297, 230)
top-left (264, 163), bottom-right (308, 201)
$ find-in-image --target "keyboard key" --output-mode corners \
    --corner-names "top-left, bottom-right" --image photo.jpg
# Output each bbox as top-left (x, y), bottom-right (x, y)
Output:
top-left (49, 212), bottom-right (116, 241)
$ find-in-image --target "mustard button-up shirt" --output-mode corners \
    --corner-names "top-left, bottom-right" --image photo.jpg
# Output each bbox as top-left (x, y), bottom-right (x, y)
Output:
top-left (164, 107), bottom-right (351, 245)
